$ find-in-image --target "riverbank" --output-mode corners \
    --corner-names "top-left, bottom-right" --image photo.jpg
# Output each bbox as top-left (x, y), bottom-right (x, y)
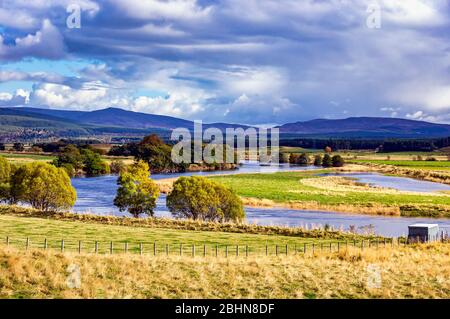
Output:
top-left (208, 170), bottom-right (450, 218)
top-left (1, 243), bottom-right (448, 298)
top-left (0, 205), bottom-right (375, 240)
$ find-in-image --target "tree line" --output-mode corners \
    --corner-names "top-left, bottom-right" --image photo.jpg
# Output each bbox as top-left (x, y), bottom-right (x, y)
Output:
top-left (279, 136), bottom-right (450, 152)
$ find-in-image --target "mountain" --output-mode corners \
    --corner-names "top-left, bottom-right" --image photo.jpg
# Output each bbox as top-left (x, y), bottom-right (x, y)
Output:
top-left (0, 107), bottom-right (252, 140)
top-left (2, 107), bottom-right (450, 140)
top-left (277, 117), bottom-right (450, 138)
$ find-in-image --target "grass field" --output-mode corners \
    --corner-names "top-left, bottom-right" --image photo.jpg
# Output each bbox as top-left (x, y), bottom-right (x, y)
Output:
top-left (350, 159), bottom-right (450, 171)
top-left (0, 152), bottom-right (56, 163)
top-left (0, 210), bottom-right (374, 256)
top-left (209, 171), bottom-right (450, 217)
top-left (0, 243), bottom-right (448, 298)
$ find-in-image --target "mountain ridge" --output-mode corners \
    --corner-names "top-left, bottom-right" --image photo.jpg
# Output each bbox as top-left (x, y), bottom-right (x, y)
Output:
top-left (1, 106), bottom-right (450, 139)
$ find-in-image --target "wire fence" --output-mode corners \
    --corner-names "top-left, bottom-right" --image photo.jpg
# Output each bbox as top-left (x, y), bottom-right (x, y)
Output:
top-left (3, 236), bottom-right (447, 258)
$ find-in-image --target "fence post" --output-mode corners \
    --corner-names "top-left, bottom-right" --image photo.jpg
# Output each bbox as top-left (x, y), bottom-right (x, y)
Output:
top-left (154, 241), bottom-right (157, 256)
top-left (236, 245), bottom-right (239, 257)
top-left (192, 244), bottom-right (195, 257)
top-left (78, 241), bottom-right (82, 254)
top-left (275, 245), bottom-right (278, 256)
top-left (125, 242), bottom-right (128, 254)
top-left (286, 244), bottom-right (288, 256)
top-left (368, 240), bottom-right (371, 248)
top-left (265, 244), bottom-right (268, 256)
top-left (179, 243), bottom-right (182, 256)
top-left (337, 242), bottom-right (340, 253)
top-left (61, 239), bottom-right (64, 253)
top-left (361, 240), bottom-right (364, 251)
top-left (304, 243), bottom-right (306, 254)
top-left (294, 244), bottom-right (297, 255)
top-left (26, 237), bottom-right (30, 250)
top-left (139, 242), bottom-right (143, 256)
top-left (225, 245), bottom-right (228, 258)
top-left (215, 244), bottom-right (218, 257)
top-left (6, 236), bottom-right (9, 247)
top-left (353, 240), bottom-right (356, 247)
top-left (110, 241), bottom-right (113, 254)
top-left (95, 241), bottom-right (99, 254)
top-left (312, 243), bottom-right (315, 254)
top-left (246, 245), bottom-right (248, 257)
top-left (44, 238), bottom-right (47, 250)
top-left (329, 242), bottom-right (332, 253)
top-left (166, 244), bottom-right (169, 256)
top-left (203, 244), bottom-right (206, 257)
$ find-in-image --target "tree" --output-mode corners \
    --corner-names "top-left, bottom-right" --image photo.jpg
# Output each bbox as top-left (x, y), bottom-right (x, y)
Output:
top-left (324, 146), bottom-right (332, 153)
top-left (0, 157), bottom-right (11, 202)
top-left (114, 161), bottom-right (159, 218)
top-left (136, 134), bottom-right (177, 173)
top-left (81, 148), bottom-right (110, 176)
top-left (10, 162), bottom-right (76, 211)
top-left (332, 155), bottom-right (345, 167)
top-left (322, 154), bottom-right (333, 167)
top-left (54, 144), bottom-right (84, 171)
top-left (313, 154), bottom-right (322, 166)
top-left (298, 153), bottom-right (310, 166)
top-left (167, 176), bottom-right (245, 222)
top-left (13, 143), bottom-right (24, 152)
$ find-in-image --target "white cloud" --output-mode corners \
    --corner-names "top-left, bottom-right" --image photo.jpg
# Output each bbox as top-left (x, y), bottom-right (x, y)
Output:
top-left (0, 19), bottom-right (65, 61)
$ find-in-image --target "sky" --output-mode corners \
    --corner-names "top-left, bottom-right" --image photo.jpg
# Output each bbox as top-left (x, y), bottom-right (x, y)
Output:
top-left (1, 0), bottom-right (450, 125)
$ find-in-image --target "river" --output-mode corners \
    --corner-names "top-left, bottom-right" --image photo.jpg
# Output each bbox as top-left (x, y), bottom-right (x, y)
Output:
top-left (71, 162), bottom-right (450, 237)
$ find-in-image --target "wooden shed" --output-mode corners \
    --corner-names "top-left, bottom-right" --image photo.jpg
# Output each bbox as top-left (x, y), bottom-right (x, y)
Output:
top-left (408, 224), bottom-right (439, 243)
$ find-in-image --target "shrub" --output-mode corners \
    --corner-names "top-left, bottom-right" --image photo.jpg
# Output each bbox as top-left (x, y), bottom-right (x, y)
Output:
top-left (313, 154), bottom-right (322, 166)
top-left (322, 154), bottom-right (333, 167)
top-left (332, 155), bottom-right (345, 167)
top-left (324, 146), bottom-right (332, 153)
top-left (9, 162), bottom-right (76, 211)
top-left (114, 161), bottom-right (159, 217)
top-left (425, 157), bottom-right (437, 161)
top-left (167, 176), bottom-right (245, 222)
top-left (110, 160), bottom-right (127, 174)
top-left (0, 157), bottom-right (11, 202)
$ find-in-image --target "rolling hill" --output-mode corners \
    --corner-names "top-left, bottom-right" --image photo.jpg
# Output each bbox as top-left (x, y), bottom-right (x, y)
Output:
top-left (1, 107), bottom-right (450, 140)
top-left (277, 117), bottom-right (450, 138)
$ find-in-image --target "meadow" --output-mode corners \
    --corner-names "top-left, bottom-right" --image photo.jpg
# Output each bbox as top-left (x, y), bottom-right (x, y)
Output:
top-left (0, 205), bottom-right (379, 256)
top-left (0, 243), bottom-right (448, 298)
top-left (350, 159), bottom-right (450, 171)
top-left (209, 171), bottom-right (450, 217)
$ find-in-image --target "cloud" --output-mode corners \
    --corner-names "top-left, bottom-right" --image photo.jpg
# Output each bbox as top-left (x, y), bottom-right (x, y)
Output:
top-left (0, 19), bottom-right (65, 61)
top-left (1, 0), bottom-right (450, 123)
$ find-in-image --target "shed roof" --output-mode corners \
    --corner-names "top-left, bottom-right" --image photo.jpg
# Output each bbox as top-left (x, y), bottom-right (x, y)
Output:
top-left (408, 224), bottom-right (439, 228)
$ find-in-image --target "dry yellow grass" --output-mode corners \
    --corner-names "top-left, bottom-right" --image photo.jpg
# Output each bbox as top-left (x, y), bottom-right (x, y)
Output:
top-left (0, 243), bottom-right (448, 298)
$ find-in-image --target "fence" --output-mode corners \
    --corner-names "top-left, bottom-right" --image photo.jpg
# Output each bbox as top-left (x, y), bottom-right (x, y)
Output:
top-left (3, 236), bottom-right (444, 258)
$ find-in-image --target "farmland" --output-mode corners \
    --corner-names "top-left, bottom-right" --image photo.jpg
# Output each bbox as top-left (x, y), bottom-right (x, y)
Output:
top-left (0, 243), bottom-right (448, 298)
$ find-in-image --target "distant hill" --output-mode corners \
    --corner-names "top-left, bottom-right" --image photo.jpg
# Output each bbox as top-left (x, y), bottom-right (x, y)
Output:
top-left (277, 117), bottom-right (450, 138)
top-left (1, 107), bottom-right (450, 140)
top-left (0, 107), bottom-right (252, 140)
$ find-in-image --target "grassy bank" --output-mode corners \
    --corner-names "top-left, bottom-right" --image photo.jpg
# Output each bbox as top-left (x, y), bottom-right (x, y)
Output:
top-left (350, 159), bottom-right (450, 171)
top-left (209, 171), bottom-right (450, 217)
top-left (0, 205), bottom-right (379, 257)
top-left (0, 243), bottom-right (448, 298)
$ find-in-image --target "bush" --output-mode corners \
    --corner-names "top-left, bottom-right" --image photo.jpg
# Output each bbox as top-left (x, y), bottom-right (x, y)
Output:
top-left (0, 157), bottom-right (11, 202)
top-left (313, 154), bottom-right (322, 166)
top-left (114, 161), bottom-right (159, 217)
top-left (332, 155), bottom-right (345, 167)
top-left (110, 160), bottom-right (127, 174)
top-left (9, 162), bottom-right (76, 211)
top-left (322, 154), bottom-right (333, 167)
top-left (167, 176), bottom-right (245, 222)
top-left (425, 157), bottom-right (437, 161)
